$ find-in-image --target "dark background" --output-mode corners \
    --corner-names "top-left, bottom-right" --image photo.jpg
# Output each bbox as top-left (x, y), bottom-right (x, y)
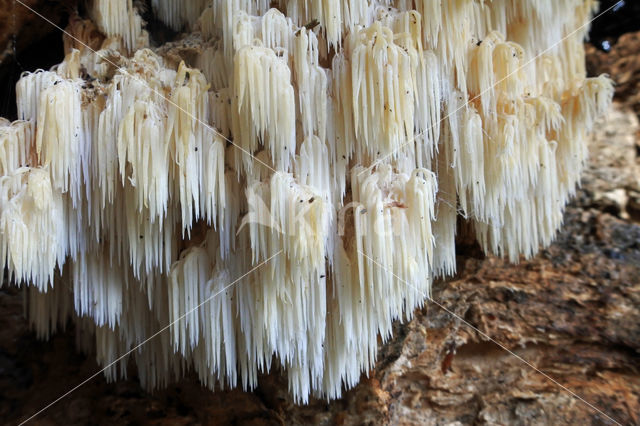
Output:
top-left (0, 0), bottom-right (639, 121)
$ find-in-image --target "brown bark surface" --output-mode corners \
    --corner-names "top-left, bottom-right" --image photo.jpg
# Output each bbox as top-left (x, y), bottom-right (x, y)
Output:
top-left (1, 18), bottom-right (639, 426)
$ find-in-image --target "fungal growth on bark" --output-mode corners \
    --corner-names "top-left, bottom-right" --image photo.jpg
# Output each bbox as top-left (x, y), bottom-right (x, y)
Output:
top-left (0, 0), bottom-right (613, 402)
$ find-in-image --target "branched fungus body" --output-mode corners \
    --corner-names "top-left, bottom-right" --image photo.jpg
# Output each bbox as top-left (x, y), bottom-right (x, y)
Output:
top-left (0, 0), bottom-right (613, 402)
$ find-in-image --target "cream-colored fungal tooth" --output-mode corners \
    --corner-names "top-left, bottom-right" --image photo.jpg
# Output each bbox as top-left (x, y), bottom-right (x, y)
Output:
top-left (296, 136), bottom-right (331, 200)
top-left (214, 170), bottom-right (241, 261)
top-left (467, 31), bottom-right (530, 126)
top-left (283, 0), bottom-right (379, 52)
top-left (61, 188), bottom-right (90, 263)
top-left (283, 0), bottom-right (342, 50)
top-left (242, 171), bottom-right (329, 401)
top-left (293, 28), bottom-right (327, 141)
top-left (117, 100), bottom-right (169, 223)
top-left (578, 76), bottom-right (615, 127)
top-left (431, 148), bottom-right (457, 278)
top-left (553, 75), bottom-right (614, 200)
top-left (323, 261), bottom-right (377, 398)
top-left (81, 92), bottom-right (103, 205)
top-left (535, 141), bottom-right (563, 246)
top-left (209, 88), bottom-right (233, 138)
top-left (476, 138), bottom-right (562, 263)
top-left (72, 249), bottom-right (125, 329)
top-left (151, 0), bottom-right (209, 32)
top-left (417, 0), bottom-right (442, 50)
top-left (55, 49), bottom-right (83, 80)
top-left (201, 134), bottom-right (226, 231)
top-left (459, 106), bottom-right (485, 219)
top-left (26, 278), bottom-right (72, 339)
top-left (405, 168), bottom-right (437, 298)
top-left (377, 6), bottom-right (425, 64)
top-left (231, 248), bottom-right (262, 391)
top-left (94, 324), bottom-right (130, 381)
top-left (167, 230), bottom-right (240, 390)
top-left (198, 45), bottom-right (231, 92)
top-left (245, 150), bottom-right (274, 183)
top-left (112, 49), bottom-right (174, 107)
top-left (0, 168), bottom-right (66, 291)
top-left (232, 44), bottom-right (296, 173)
top-left (467, 31), bottom-right (500, 119)
top-left (259, 8), bottom-right (294, 52)
top-left (526, 96), bottom-right (564, 134)
top-left (433, 0), bottom-right (475, 92)
top-left (95, 88), bottom-right (124, 216)
top-left (502, 1), bottom-right (587, 62)
top-left (124, 184), bottom-right (176, 278)
top-left (443, 91), bottom-right (466, 191)
top-left (96, 52), bottom-right (165, 148)
top-left (345, 164), bottom-right (437, 373)
top-left (488, 1), bottom-right (598, 93)
top-left (245, 172), bottom-right (329, 265)
top-left (168, 246), bottom-right (212, 355)
top-left (534, 52), bottom-right (566, 99)
top-left (16, 70), bottom-right (58, 123)
top-left (166, 62), bottom-right (211, 233)
top-left (0, 120), bottom-right (32, 176)
top-left (328, 53), bottom-right (358, 206)
top-left (91, 0), bottom-right (148, 55)
top-left (323, 93), bottom-right (348, 208)
top-left (414, 50), bottom-right (441, 169)
top-left (493, 41), bottom-right (526, 100)
top-left (197, 5), bottom-right (216, 41)
top-left (35, 78), bottom-right (86, 206)
top-left (343, 20), bottom-right (418, 162)
top-left (446, 86), bottom-right (527, 228)
top-left (195, 266), bottom-right (239, 389)
top-left (210, 1), bottom-right (272, 61)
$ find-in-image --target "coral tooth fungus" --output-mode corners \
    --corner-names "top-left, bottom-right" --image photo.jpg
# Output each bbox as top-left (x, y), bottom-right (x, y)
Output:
top-left (0, 0), bottom-right (613, 403)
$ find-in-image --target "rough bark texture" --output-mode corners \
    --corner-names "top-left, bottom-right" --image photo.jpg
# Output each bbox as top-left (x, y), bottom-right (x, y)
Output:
top-left (1, 17), bottom-right (639, 426)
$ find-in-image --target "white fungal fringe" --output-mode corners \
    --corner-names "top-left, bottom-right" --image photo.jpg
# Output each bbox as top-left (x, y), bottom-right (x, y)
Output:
top-left (35, 78), bottom-right (86, 205)
top-left (0, 119), bottom-right (32, 176)
top-left (232, 43), bottom-right (296, 173)
top-left (0, 168), bottom-right (66, 290)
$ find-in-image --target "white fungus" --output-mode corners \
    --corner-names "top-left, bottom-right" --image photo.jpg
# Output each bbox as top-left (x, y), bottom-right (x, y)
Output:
top-left (0, 0), bottom-right (613, 403)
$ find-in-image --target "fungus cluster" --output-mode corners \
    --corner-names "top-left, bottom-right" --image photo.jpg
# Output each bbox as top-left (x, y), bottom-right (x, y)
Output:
top-left (0, 0), bottom-right (612, 402)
